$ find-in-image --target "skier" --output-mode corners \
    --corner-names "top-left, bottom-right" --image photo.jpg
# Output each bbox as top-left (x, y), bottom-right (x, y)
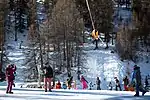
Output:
top-left (131, 65), bottom-right (147, 96)
top-left (145, 76), bottom-right (149, 89)
top-left (6, 64), bottom-right (16, 94)
top-left (105, 33), bottom-right (111, 49)
top-left (108, 82), bottom-right (113, 90)
top-left (123, 76), bottom-right (129, 91)
top-left (114, 77), bottom-right (122, 91)
top-left (43, 65), bottom-right (53, 92)
top-left (80, 75), bottom-right (88, 89)
top-left (96, 77), bottom-right (101, 90)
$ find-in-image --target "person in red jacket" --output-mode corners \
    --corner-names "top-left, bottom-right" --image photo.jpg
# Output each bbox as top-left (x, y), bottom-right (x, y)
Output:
top-left (56, 80), bottom-right (61, 89)
top-left (6, 64), bottom-right (16, 94)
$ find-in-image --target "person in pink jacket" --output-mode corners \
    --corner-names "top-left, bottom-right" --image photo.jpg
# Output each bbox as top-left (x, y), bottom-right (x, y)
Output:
top-left (6, 64), bottom-right (16, 94)
top-left (81, 75), bottom-right (88, 89)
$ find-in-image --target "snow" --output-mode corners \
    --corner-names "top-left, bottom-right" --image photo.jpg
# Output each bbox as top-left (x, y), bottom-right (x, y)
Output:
top-left (0, 85), bottom-right (150, 100)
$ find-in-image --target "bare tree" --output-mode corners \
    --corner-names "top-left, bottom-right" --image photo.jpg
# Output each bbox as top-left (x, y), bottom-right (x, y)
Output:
top-left (49, 0), bottom-right (84, 73)
top-left (0, 0), bottom-right (8, 71)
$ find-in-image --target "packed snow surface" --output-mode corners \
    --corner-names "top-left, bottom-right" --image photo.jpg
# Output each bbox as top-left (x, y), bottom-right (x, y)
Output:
top-left (0, 85), bottom-right (150, 100)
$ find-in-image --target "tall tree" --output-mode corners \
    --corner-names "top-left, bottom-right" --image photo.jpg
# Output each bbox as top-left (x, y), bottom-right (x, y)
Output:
top-left (50, 0), bottom-right (84, 73)
top-left (0, 0), bottom-right (8, 71)
top-left (132, 0), bottom-right (150, 39)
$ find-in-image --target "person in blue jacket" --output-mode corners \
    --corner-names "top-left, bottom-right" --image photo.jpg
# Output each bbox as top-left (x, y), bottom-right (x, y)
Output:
top-left (131, 65), bottom-right (147, 96)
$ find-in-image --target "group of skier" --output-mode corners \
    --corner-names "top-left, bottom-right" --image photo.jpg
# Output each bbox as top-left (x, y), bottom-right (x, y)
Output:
top-left (3, 63), bottom-right (149, 97)
top-left (110, 65), bottom-right (148, 96)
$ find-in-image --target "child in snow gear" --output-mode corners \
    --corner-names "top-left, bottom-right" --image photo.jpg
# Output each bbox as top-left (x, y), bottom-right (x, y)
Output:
top-left (56, 80), bottom-right (61, 89)
top-left (132, 65), bottom-right (147, 96)
top-left (67, 72), bottom-right (73, 89)
top-left (81, 75), bottom-right (88, 89)
top-left (89, 82), bottom-right (92, 90)
top-left (6, 64), bottom-right (16, 94)
top-left (62, 81), bottom-right (67, 89)
top-left (123, 76), bottom-right (129, 91)
top-left (145, 76), bottom-right (149, 89)
top-left (43, 65), bottom-right (53, 92)
top-left (108, 82), bottom-right (113, 90)
top-left (89, 82), bottom-right (95, 90)
top-left (114, 77), bottom-right (122, 91)
top-left (128, 84), bottom-right (135, 91)
top-left (96, 77), bottom-right (101, 90)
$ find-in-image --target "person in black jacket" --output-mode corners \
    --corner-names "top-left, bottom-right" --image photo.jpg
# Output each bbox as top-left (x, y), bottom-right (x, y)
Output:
top-left (96, 77), bottom-right (101, 90)
top-left (132, 65), bottom-right (147, 96)
top-left (123, 76), bottom-right (129, 91)
top-left (43, 65), bottom-right (53, 92)
top-left (114, 77), bottom-right (122, 91)
top-left (67, 72), bottom-right (73, 89)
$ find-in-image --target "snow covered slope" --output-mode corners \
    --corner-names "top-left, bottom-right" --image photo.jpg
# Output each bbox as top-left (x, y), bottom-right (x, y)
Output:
top-left (0, 85), bottom-right (150, 100)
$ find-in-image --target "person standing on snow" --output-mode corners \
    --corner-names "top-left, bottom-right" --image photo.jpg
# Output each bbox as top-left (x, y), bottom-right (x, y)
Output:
top-left (105, 33), bottom-right (111, 49)
top-left (96, 77), bottom-right (101, 90)
top-left (5, 64), bottom-right (16, 94)
top-left (131, 65), bottom-right (147, 96)
top-left (80, 75), bottom-right (88, 89)
top-left (145, 76), bottom-right (149, 89)
top-left (43, 64), bottom-right (53, 92)
top-left (108, 82), bottom-right (113, 90)
top-left (123, 76), bottom-right (129, 91)
top-left (114, 77), bottom-right (122, 91)
top-left (67, 72), bottom-right (73, 89)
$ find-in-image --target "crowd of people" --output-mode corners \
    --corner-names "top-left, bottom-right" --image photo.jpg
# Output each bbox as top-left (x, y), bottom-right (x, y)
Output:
top-left (2, 63), bottom-right (149, 97)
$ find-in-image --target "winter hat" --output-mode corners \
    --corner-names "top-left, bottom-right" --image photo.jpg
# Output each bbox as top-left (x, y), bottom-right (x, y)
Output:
top-left (134, 65), bottom-right (137, 67)
top-left (134, 65), bottom-right (140, 70)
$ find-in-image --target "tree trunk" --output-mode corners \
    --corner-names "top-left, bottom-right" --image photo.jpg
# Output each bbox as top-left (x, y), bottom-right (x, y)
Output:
top-left (0, 0), bottom-right (8, 71)
top-left (15, 10), bottom-right (17, 41)
top-left (38, 35), bottom-right (44, 86)
top-left (34, 50), bottom-right (38, 81)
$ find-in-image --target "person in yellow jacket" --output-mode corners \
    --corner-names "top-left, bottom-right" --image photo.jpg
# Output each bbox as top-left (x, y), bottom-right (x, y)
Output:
top-left (91, 29), bottom-right (99, 50)
top-left (91, 29), bottom-right (99, 40)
